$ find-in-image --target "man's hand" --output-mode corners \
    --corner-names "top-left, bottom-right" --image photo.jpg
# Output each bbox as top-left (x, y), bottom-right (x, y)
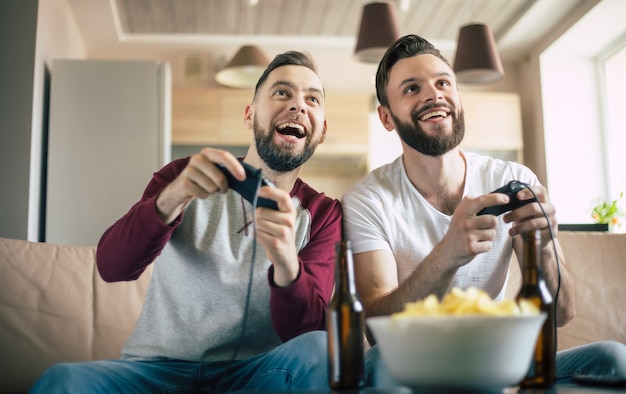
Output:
top-left (438, 193), bottom-right (510, 268)
top-left (503, 185), bottom-right (558, 248)
top-left (156, 148), bottom-right (244, 224)
top-left (507, 185), bottom-right (574, 325)
top-left (254, 185), bottom-right (300, 287)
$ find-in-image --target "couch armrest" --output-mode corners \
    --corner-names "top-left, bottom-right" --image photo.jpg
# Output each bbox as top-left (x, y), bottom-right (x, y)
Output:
top-left (506, 231), bottom-right (626, 351)
top-left (0, 238), bottom-right (151, 393)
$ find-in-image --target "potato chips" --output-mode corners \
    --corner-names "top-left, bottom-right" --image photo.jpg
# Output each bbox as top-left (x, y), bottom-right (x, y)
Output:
top-left (392, 287), bottom-right (539, 318)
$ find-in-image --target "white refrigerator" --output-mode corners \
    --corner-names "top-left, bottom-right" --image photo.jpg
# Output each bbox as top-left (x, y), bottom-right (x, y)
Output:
top-left (46, 59), bottom-right (171, 246)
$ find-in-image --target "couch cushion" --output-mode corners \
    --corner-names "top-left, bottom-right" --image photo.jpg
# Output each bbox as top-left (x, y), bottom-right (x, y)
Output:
top-left (0, 238), bottom-right (151, 393)
top-left (506, 231), bottom-right (626, 351)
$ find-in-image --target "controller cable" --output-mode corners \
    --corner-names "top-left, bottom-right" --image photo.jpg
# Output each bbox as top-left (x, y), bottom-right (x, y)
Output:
top-left (232, 172), bottom-right (262, 360)
top-left (516, 182), bottom-right (561, 311)
top-left (217, 172), bottom-right (263, 385)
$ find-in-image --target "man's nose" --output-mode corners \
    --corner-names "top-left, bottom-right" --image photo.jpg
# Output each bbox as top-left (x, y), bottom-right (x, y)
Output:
top-left (289, 96), bottom-right (307, 113)
top-left (423, 84), bottom-right (443, 103)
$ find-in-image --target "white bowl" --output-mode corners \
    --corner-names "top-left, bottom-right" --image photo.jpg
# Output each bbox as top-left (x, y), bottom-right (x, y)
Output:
top-left (367, 313), bottom-right (546, 390)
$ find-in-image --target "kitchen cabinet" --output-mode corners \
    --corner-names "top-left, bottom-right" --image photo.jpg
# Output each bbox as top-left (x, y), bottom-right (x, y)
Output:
top-left (368, 91), bottom-right (524, 169)
top-left (460, 91), bottom-right (523, 161)
top-left (172, 88), bottom-right (523, 180)
top-left (172, 87), bottom-right (370, 156)
top-left (171, 88), bottom-right (220, 145)
top-left (218, 88), bottom-right (253, 145)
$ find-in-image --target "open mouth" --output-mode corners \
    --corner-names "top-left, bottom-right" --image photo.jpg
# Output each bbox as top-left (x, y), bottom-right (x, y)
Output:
top-left (276, 122), bottom-right (306, 139)
top-left (419, 110), bottom-right (449, 122)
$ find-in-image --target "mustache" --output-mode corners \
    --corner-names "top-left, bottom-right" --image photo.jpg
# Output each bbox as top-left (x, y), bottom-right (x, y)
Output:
top-left (411, 102), bottom-right (454, 123)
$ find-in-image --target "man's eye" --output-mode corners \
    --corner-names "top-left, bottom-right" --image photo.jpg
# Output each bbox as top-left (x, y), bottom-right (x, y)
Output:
top-left (274, 89), bottom-right (288, 97)
top-left (403, 85), bottom-right (418, 94)
top-left (309, 96), bottom-right (320, 104)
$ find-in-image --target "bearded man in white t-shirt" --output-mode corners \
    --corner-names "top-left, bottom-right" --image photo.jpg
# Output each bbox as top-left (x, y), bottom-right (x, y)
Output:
top-left (341, 34), bottom-right (626, 387)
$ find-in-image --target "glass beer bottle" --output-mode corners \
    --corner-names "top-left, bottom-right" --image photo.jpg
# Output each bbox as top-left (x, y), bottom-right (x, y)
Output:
top-left (326, 240), bottom-right (365, 389)
top-left (516, 229), bottom-right (557, 388)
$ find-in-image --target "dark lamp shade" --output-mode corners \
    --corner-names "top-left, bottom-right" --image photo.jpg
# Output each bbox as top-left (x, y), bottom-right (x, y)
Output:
top-left (215, 45), bottom-right (270, 88)
top-left (453, 23), bottom-right (504, 84)
top-left (354, 2), bottom-right (399, 63)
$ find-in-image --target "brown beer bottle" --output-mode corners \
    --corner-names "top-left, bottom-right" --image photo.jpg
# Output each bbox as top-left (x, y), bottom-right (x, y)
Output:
top-left (516, 229), bottom-right (557, 388)
top-left (326, 241), bottom-right (365, 389)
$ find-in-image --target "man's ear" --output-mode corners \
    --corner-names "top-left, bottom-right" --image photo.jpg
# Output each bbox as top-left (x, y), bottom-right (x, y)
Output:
top-left (244, 104), bottom-right (254, 128)
top-left (319, 120), bottom-right (327, 144)
top-left (377, 105), bottom-right (396, 132)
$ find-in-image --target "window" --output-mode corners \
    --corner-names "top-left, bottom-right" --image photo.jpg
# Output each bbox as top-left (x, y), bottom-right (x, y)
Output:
top-left (540, 1), bottom-right (626, 230)
top-left (601, 44), bottom-right (626, 202)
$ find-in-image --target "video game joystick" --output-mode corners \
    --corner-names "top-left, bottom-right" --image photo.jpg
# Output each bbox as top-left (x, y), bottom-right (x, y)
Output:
top-left (217, 162), bottom-right (279, 210)
top-left (477, 180), bottom-right (537, 216)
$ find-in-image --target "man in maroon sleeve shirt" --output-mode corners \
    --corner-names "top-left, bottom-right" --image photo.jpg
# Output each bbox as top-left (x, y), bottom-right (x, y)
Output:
top-left (31, 51), bottom-right (343, 393)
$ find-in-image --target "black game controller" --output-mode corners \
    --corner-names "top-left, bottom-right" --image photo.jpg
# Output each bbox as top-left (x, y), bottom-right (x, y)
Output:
top-left (477, 180), bottom-right (537, 216)
top-left (217, 162), bottom-right (279, 210)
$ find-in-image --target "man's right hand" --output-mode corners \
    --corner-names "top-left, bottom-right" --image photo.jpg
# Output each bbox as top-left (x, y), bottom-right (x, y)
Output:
top-left (438, 193), bottom-right (510, 268)
top-left (156, 148), bottom-right (245, 224)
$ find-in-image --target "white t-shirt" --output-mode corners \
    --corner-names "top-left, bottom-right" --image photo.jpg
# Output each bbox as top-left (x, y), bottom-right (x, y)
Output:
top-left (341, 150), bottom-right (539, 300)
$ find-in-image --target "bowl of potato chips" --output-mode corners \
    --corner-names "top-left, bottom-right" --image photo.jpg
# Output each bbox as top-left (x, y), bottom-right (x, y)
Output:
top-left (366, 287), bottom-right (546, 391)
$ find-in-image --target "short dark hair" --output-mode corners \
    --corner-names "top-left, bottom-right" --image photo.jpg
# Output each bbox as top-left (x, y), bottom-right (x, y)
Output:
top-left (375, 34), bottom-right (451, 107)
top-left (254, 51), bottom-right (321, 98)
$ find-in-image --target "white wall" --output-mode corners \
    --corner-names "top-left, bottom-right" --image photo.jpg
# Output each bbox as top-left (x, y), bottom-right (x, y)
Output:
top-left (0, 0), bottom-right (86, 241)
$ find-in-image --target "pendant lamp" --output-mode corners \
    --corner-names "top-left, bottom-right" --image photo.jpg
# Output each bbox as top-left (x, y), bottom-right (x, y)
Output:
top-left (215, 45), bottom-right (270, 88)
top-left (354, 2), bottom-right (400, 63)
top-left (453, 23), bottom-right (504, 84)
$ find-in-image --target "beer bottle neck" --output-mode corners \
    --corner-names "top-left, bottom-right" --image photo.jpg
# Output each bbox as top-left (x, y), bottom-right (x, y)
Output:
top-left (521, 229), bottom-right (542, 285)
top-left (336, 242), bottom-right (358, 295)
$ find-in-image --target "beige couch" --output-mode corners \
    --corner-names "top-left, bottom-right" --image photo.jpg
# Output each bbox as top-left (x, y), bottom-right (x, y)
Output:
top-left (1, 232), bottom-right (625, 393)
top-left (505, 231), bottom-right (626, 351)
top-left (0, 238), bottom-right (152, 393)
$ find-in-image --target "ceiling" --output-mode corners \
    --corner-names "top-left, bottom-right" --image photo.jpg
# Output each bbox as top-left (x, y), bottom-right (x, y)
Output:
top-left (114, 0), bottom-right (527, 42)
top-left (66, 0), bottom-right (586, 91)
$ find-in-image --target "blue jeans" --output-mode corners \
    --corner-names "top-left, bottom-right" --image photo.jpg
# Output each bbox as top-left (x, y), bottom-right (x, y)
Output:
top-left (366, 340), bottom-right (626, 387)
top-left (30, 330), bottom-right (328, 393)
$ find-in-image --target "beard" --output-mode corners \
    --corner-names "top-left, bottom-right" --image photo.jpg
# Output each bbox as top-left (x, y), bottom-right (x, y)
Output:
top-left (254, 118), bottom-right (319, 172)
top-left (391, 104), bottom-right (465, 157)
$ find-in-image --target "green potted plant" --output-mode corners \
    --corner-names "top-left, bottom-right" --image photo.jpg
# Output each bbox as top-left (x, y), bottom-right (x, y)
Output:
top-left (591, 191), bottom-right (624, 232)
